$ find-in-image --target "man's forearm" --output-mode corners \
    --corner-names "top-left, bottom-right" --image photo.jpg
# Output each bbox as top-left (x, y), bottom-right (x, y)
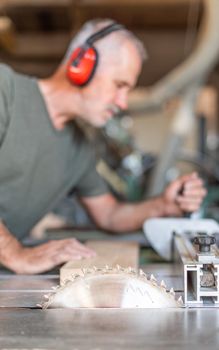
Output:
top-left (100, 195), bottom-right (181, 232)
top-left (82, 172), bottom-right (206, 233)
top-left (0, 220), bottom-right (23, 272)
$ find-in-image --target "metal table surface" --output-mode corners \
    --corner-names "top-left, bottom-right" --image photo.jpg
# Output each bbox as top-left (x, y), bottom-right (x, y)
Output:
top-left (0, 264), bottom-right (218, 350)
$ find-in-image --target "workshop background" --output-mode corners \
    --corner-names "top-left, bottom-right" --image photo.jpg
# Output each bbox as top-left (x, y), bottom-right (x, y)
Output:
top-left (1, 2), bottom-right (219, 349)
top-left (0, 0), bottom-right (219, 230)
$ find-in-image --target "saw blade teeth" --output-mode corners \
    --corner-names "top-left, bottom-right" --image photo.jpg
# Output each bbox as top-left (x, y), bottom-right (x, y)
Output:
top-left (51, 285), bottom-right (59, 290)
top-left (150, 274), bottom-right (156, 281)
top-left (150, 274), bottom-right (157, 284)
top-left (116, 264), bottom-right (122, 271)
top-left (69, 273), bottom-right (81, 282)
top-left (95, 267), bottom-right (102, 273)
top-left (139, 269), bottom-right (146, 278)
top-left (128, 267), bottom-right (136, 274)
top-left (41, 301), bottom-right (50, 310)
top-left (70, 274), bottom-right (77, 280)
top-left (103, 265), bottom-right (110, 273)
top-left (178, 296), bottom-right (183, 305)
top-left (160, 280), bottom-right (167, 290)
top-left (169, 287), bottom-right (175, 296)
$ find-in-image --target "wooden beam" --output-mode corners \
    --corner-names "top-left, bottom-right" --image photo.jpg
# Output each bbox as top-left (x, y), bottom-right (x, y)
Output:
top-left (60, 240), bottom-right (139, 284)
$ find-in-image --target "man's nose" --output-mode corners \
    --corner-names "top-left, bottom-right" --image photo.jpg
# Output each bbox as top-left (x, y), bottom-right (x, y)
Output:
top-left (115, 92), bottom-right (128, 111)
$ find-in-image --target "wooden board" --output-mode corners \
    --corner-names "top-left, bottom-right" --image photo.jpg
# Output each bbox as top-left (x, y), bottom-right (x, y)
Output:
top-left (60, 240), bottom-right (139, 284)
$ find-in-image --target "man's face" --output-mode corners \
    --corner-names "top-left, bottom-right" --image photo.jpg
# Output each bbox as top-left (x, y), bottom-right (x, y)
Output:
top-left (78, 41), bottom-right (142, 127)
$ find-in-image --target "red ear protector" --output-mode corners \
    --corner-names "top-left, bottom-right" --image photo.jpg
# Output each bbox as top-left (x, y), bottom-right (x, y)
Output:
top-left (67, 23), bottom-right (124, 87)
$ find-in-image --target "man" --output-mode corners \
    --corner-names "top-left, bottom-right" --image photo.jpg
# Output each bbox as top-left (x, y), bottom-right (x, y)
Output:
top-left (0, 19), bottom-right (206, 274)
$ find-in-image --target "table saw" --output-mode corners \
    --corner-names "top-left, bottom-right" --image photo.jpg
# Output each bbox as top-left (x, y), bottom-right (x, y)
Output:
top-left (1, 221), bottom-right (219, 349)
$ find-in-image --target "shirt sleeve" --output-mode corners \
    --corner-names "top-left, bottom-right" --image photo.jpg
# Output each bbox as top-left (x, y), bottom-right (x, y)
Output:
top-left (75, 147), bottom-right (109, 198)
top-left (0, 91), bottom-right (9, 146)
top-left (0, 65), bottom-right (13, 146)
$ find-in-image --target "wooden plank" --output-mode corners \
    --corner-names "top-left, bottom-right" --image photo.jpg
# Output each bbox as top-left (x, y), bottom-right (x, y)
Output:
top-left (60, 240), bottom-right (139, 284)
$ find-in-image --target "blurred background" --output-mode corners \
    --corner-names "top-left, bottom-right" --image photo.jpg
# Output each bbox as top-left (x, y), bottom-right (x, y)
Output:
top-left (1, 0), bottom-right (219, 235)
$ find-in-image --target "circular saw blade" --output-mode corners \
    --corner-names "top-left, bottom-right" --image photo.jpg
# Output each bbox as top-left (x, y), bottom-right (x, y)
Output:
top-left (41, 267), bottom-right (182, 309)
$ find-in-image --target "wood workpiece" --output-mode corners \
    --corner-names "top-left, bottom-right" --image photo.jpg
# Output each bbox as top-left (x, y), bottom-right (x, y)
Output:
top-left (60, 240), bottom-right (139, 284)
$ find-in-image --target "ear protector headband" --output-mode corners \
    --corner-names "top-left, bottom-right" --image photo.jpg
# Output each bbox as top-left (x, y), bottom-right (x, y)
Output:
top-left (67, 23), bottom-right (124, 87)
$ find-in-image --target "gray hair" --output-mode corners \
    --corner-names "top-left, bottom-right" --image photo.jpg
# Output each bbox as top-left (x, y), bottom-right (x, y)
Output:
top-left (62, 19), bottom-right (147, 64)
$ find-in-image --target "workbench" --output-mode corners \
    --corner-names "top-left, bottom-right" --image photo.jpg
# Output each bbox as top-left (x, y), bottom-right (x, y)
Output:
top-left (0, 262), bottom-right (219, 350)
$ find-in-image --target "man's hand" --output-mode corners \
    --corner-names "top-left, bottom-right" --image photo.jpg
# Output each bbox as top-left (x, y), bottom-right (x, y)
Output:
top-left (0, 221), bottom-right (96, 274)
top-left (163, 172), bottom-right (207, 216)
top-left (13, 239), bottom-right (96, 274)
